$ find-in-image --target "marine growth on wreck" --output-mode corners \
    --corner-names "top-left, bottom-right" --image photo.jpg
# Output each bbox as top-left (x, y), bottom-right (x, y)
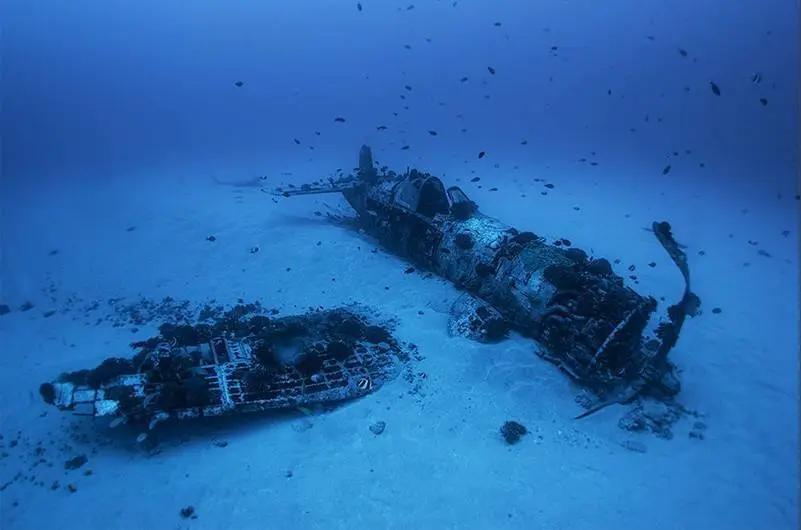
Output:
top-left (272, 146), bottom-right (699, 413)
top-left (40, 305), bottom-right (411, 434)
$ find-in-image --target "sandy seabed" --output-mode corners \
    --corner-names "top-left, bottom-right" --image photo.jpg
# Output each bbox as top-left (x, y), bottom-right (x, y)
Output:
top-left (0, 161), bottom-right (798, 530)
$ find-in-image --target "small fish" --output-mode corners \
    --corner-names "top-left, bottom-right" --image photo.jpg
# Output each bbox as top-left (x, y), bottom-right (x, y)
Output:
top-left (428, 130), bottom-right (438, 136)
top-left (752, 72), bottom-right (762, 84)
top-left (493, 22), bottom-right (502, 27)
top-left (678, 48), bottom-right (688, 57)
top-left (357, 377), bottom-right (373, 391)
top-left (404, 85), bottom-right (412, 91)
top-left (710, 81), bottom-right (721, 96)
top-left (234, 81), bottom-right (244, 87)
top-left (520, 140), bottom-right (528, 145)
top-left (460, 76), bottom-right (469, 82)
top-left (401, 145), bottom-right (410, 150)
top-left (487, 66), bottom-right (496, 75)
top-left (334, 116), bottom-right (346, 122)
top-left (293, 138), bottom-right (301, 145)
top-left (356, 2), bottom-right (362, 11)
top-left (136, 433), bottom-right (148, 443)
top-left (759, 97), bottom-right (768, 106)
top-left (404, 44), bottom-right (412, 50)
top-left (662, 165), bottom-right (671, 175)
top-left (376, 125), bottom-right (387, 130)
top-left (478, 151), bottom-right (486, 159)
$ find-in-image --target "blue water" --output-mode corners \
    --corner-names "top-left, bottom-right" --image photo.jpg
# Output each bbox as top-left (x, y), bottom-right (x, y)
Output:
top-left (1, 2), bottom-right (799, 529)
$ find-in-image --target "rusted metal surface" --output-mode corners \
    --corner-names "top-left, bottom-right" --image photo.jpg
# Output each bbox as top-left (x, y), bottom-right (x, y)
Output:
top-left (272, 146), bottom-right (698, 406)
top-left (41, 307), bottom-right (408, 428)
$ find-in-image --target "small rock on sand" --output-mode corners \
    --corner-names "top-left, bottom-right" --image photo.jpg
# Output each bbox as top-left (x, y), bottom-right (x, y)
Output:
top-left (500, 421), bottom-right (527, 445)
top-left (369, 421), bottom-right (386, 435)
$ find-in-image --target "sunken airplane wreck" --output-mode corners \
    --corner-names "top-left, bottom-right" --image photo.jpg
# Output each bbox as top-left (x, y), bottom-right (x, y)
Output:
top-left (271, 146), bottom-right (700, 416)
top-left (40, 306), bottom-right (410, 438)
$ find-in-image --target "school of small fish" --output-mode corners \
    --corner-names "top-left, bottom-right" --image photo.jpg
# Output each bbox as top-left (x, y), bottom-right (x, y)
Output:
top-left (231, 4), bottom-right (777, 181)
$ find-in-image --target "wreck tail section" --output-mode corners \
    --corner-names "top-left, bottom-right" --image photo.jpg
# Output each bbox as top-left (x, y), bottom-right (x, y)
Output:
top-left (358, 144), bottom-right (377, 183)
